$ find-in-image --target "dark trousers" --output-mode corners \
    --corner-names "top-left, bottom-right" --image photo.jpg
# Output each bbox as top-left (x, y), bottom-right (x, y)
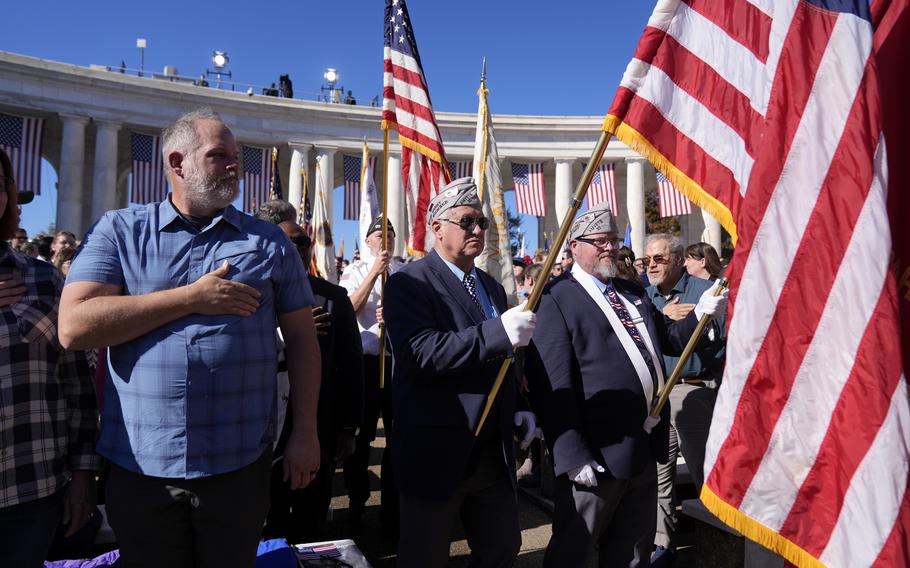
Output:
top-left (343, 354), bottom-right (397, 526)
top-left (0, 489), bottom-right (64, 568)
top-left (545, 463), bottom-right (657, 568)
top-left (106, 449), bottom-right (272, 568)
top-left (265, 439), bottom-right (336, 543)
top-left (397, 442), bottom-right (520, 568)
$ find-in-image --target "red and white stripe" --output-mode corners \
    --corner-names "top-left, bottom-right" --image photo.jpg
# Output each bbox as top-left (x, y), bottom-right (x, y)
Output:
top-left (450, 160), bottom-right (473, 179)
top-left (242, 146), bottom-right (272, 214)
top-left (0, 115), bottom-right (43, 195)
top-left (586, 163), bottom-right (618, 214)
top-left (606, 1), bottom-right (909, 565)
top-left (657, 174), bottom-right (692, 217)
top-left (130, 133), bottom-right (168, 205)
top-left (382, 0), bottom-right (451, 255)
top-left (513, 163), bottom-right (546, 217)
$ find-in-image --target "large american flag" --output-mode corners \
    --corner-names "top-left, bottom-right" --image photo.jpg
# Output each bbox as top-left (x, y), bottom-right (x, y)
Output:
top-left (130, 132), bottom-right (168, 204)
top-left (511, 163), bottom-right (546, 217)
top-left (585, 162), bottom-right (618, 214)
top-left (604, 1), bottom-right (909, 566)
top-left (656, 170), bottom-right (692, 217)
top-left (0, 113), bottom-right (44, 194)
top-left (343, 154), bottom-right (377, 220)
top-left (242, 145), bottom-right (271, 213)
top-left (448, 160), bottom-right (473, 180)
top-left (383, 0), bottom-right (451, 255)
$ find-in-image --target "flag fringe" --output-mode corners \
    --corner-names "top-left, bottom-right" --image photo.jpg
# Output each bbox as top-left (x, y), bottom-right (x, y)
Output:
top-left (602, 115), bottom-right (738, 245)
top-left (700, 484), bottom-right (826, 568)
top-left (380, 124), bottom-right (448, 170)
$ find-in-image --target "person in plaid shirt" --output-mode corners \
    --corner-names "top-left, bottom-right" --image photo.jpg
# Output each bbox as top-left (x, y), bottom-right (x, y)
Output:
top-left (0, 148), bottom-right (100, 567)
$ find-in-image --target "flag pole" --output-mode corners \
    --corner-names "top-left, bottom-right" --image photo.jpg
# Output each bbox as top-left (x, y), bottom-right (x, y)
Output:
top-left (379, 129), bottom-right (391, 389)
top-left (649, 278), bottom-right (728, 417)
top-left (476, 58), bottom-right (488, 200)
top-left (474, 130), bottom-right (613, 436)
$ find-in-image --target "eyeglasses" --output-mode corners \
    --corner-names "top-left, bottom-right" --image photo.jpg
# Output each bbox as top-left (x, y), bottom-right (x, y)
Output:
top-left (574, 236), bottom-right (622, 249)
top-left (440, 215), bottom-right (489, 231)
top-left (640, 255), bottom-right (673, 266)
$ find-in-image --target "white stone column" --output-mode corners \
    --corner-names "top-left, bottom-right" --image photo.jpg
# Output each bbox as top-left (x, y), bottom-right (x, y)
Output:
top-left (315, 147), bottom-right (335, 222)
top-left (90, 120), bottom-right (121, 223)
top-left (626, 157), bottom-right (647, 257)
top-left (701, 209), bottom-right (723, 253)
top-left (288, 145), bottom-right (308, 219)
top-left (386, 153), bottom-right (404, 257)
top-left (57, 114), bottom-right (89, 235)
top-left (554, 158), bottom-right (575, 225)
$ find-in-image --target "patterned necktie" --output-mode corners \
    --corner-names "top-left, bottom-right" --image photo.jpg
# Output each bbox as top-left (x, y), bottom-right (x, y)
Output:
top-left (462, 273), bottom-right (485, 316)
top-left (604, 282), bottom-right (657, 393)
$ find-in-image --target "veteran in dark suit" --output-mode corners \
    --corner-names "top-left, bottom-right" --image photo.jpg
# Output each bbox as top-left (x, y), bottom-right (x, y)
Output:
top-left (525, 202), bottom-right (727, 568)
top-left (384, 177), bottom-right (538, 568)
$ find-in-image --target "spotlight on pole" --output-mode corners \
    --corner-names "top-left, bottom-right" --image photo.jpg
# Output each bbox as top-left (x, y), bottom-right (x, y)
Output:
top-left (321, 68), bottom-right (343, 103)
top-left (136, 38), bottom-right (147, 77)
top-left (206, 50), bottom-right (232, 90)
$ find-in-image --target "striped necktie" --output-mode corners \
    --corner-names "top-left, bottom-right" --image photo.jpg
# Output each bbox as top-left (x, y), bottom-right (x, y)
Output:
top-left (604, 282), bottom-right (657, 393)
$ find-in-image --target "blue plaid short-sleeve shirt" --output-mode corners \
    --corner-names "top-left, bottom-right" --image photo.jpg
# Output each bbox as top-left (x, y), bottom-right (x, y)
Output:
top-left (66, 199), bottom-right (314, 478)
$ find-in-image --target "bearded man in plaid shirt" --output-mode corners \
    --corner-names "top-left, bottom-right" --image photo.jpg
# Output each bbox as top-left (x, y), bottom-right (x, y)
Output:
top-left (0, 148), bottom-right (100, 568)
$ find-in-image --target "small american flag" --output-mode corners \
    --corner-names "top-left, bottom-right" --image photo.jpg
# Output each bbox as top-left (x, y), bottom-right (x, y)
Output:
top-left (0, 113), bottom-right (44, 194)
top-left (585, 162), bottom-right (617, 214)
top-left (511, 162), bottom-right (546, 217)
top-left (130, 132), bottom-right (168, 204)
top-left (656, 171), bottom-right (691, 218)
top-left (448, 160), bottom-right (473, 180)
top-left (343, 154), bottom-right (377, 220)
top-left (242, 145), bottom-right (271, 213)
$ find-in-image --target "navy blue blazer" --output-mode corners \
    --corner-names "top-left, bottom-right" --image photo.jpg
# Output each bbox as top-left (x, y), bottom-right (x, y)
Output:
top-left (384, 249), bottom-right (519, 500)
top-left (526, 272), bottom-right (701, 480)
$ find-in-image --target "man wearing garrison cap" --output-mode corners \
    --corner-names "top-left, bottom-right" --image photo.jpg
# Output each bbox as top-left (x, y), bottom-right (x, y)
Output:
top-left (524, 201), bottom-right (728, 567)
top-left (384, 177), bottom-right (538, 567)
top-left (338, 214), bottom-right (404, 533)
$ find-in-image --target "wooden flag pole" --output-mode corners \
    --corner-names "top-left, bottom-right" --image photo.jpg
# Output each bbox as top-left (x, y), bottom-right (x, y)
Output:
top-left (474, 130), bottom-right (613, 437)
top-left (649, 278), bottom-right (728, 417)
top-left (379, 129), bottom-right (391, 389)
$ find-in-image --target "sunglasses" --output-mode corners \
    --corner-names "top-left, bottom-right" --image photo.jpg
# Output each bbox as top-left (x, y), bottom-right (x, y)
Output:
top-left (440, 215), bottom-right (490, 231)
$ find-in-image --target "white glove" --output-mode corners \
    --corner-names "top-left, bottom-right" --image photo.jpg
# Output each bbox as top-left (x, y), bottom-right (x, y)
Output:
top-left (643, 414), bottom-right (661, 434)
top-left (500, 302), bottom-right (537, 348)
top-left (513, 411), bottom-right (538, 450)
top-left (567, 462), bottom-right (605, 488)
top-left (693, 282), bottom-right (729, 320)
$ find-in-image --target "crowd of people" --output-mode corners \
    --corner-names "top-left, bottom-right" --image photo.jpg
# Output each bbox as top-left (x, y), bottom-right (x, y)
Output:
top-left (0, 108), bottom-right (730, 568)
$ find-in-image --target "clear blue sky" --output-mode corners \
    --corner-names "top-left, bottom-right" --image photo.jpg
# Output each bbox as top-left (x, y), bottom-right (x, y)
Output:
top-left (5, 0), bottom-right (654, 252)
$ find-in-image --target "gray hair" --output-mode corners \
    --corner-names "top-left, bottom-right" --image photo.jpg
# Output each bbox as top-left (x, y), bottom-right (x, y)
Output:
top-left (646, 233), bottom-right (684, 258)
top-left (255, 199), bottom-right (297, 225)
top-left (160, 108), bottom-right (224, 168)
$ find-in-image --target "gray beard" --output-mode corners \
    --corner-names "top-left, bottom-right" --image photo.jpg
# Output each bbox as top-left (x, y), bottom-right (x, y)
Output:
top-left (183, 166), bottom-right (239, 211)
top-left (593, 263), bottom-right (618, 281)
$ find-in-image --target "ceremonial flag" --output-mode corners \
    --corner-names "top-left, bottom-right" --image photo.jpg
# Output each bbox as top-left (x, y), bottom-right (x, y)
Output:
top-left (585, 162), bottom-right (618, 214)
top-left (344, 153), bottom-right (378, 221)
top-left (270, 147), bottom-right (282, 200)
top-left (242, 145), bottom-right (272, 213)
top-left (312, 155), bottom-right (337, 282)
top-left (511, 163), bottom-right (546, 217)
top-left (130, 132), bottom-right (168, 204)
top-left (0, 113), bottom-right (43, 195)
top-left (604, 1), bottom-right (909, 566)
top-left (358, 142), bottom-right (380, 257)
top-left (656, 171), bottom-right (692, 217)
top-left (473, 68), bottom-right (517, 305)
top-left (623, 223), bottom-right (632, 248)
top-left (382, 0), bottom-right (451, 255)
top-left (518, 231), bottom-right (526, 259)
top-left (449, 160), bottom-right (473, 180)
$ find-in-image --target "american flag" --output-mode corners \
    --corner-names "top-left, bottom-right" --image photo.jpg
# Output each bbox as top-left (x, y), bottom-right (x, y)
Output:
top-left (656, 170), bottom-right (692, 217)
top-left (511, 163), bottom-right (546, 217)
top-left (0, 113), bottom-right (44, 194)
top-left (604, 1), bottom-right (909, 566)
top-left (383, 0), bottom-right (451, 255)
top-left (343, 154), bottom-right (377, 220)
top-left (130, 132), bottom-right (168, 204)
top-left (585, 162), bottom-right (618, 214)
top-left (242, 145), bottom-right (271, 213)
top-left (448, 160), bottom-right (473, 180)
